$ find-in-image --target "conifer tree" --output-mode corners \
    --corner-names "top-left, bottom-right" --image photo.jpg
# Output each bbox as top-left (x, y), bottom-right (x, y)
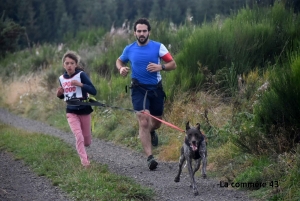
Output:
top-left (149, 0), bottom-right (161, 21)
top-left (0, 13), bottom-right (24, 57)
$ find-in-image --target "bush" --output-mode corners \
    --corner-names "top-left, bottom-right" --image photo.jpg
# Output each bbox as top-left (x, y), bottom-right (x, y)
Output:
top-left (234, 53), bottom-right (300, 155)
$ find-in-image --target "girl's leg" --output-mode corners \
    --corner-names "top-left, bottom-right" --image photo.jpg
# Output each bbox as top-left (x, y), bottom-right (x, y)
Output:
top-left (66, 113), bottom-right (90, 167)
top-left (79, 114), bottom-right (92, 146)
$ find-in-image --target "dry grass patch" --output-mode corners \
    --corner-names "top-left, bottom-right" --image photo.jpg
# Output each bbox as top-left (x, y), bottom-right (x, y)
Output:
top-left (158, 136), bottom-right (183, 161)
top-left (209, 141), bottom-right (240, 168)
top-left (0, 73), bottom-right (44, 107)
top-left (0, 73), bottom-right (64, 121)
top-left (160, 91), bottom-right (233, 162)
top-left (165, 92), bottom-right (232, 131)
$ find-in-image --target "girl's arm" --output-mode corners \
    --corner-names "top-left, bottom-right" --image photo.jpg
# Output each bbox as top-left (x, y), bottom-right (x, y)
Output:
top-left (80, 72), bottom-right (97, 95)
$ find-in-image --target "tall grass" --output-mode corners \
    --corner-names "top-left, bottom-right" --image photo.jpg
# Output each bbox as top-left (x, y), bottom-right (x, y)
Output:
top-left (89, 33), bottom-right (131, 78)
top-left (172, 25), bottom-right (219, 91)
top-left (0, 44), bottom-right (62, 79)
top-left (170, 2), bottom-right (300, 96)
top-left (277, 146), bottom-right (300, 201)
top-left (65, 27), bottom-right (107, 48)
top-left (231, 53), bottom-right (300, 156)
top-left (252, 53), bottom-right (300, 153)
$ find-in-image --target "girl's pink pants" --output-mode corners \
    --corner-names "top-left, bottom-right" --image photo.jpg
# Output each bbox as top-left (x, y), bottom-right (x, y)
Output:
top-left (66, 113), bottom-right (91, 167)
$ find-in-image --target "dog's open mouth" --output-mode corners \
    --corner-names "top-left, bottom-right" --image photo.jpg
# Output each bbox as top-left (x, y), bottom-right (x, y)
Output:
top-left (190, 142), bottom-right (198, 151)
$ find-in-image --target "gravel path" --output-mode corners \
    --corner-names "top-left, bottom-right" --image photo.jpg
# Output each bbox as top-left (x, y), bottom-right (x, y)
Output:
top-left (0, 152), bottom-right (73, 201)
top-left (0, 108), bottom-right (253, 201)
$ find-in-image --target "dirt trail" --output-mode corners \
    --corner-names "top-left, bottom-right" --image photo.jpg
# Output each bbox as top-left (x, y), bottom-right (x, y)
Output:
top-left (0, 108), bottom-right (253, 201)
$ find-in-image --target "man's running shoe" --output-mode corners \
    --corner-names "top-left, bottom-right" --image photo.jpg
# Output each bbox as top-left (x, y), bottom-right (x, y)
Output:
top-left (147, 155), bottom-right (158, 170)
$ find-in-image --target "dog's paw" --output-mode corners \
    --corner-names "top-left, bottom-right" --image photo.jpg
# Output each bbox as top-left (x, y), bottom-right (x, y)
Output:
top-left (202, 174), bottom-right (207, 179)
top-left (193, 191), bottom-right (199, 196)
top-left (174, 177), bottom-right (180, 182)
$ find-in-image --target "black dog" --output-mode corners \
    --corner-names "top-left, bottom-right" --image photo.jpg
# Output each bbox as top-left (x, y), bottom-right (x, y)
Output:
top-left (174, 121), bottom-right (207, 196)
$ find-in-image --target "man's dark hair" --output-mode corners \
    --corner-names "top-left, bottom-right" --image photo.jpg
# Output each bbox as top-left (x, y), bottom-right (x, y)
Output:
top-left (134, 18), bottom-right (151, 32)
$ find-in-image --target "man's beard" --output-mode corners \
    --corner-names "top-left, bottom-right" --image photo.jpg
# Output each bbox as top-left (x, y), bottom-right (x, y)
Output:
top-left (136, 35), bottom-right (149, 44)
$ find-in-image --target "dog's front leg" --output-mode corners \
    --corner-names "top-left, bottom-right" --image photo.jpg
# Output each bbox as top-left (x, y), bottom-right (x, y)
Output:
top-left (201, 155), bottom-right (207, 179)
top-left (200, 140), bottom-right (207, 179)
top-left (174, 151), bottom-right (185, 182)
top-left (193, 159), bottom-right (200, 176)
top-left (186, 157), bottom-right (199, 196)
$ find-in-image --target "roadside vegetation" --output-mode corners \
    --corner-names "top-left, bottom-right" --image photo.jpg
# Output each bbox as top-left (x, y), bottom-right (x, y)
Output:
top-left (0, 123), bottom-right (154, 200)
top-left (0, 2), bottom-right (299, 201)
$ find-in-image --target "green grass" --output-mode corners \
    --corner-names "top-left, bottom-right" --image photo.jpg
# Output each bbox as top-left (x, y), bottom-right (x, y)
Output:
top-left (0, 123), bottom-right (154, 201)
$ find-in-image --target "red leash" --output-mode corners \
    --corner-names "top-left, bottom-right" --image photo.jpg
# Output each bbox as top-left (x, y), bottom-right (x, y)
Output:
top-left (141, 111), bottom-right (185, 133)
top-left (67, 100), bottom-right (185, 132)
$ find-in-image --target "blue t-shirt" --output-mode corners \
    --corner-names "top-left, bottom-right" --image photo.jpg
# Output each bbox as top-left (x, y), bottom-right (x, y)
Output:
top-left (119, 40), bottom-right (170, 85)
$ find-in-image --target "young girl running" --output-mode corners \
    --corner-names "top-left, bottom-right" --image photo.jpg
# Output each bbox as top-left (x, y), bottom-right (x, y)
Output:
top-left (56, 51), bottom-right (97, 167)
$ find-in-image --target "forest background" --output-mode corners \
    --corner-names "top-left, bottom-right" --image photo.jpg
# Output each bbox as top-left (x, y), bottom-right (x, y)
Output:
top-left (1, 0), bottom-right (300, 51)
top-left (1, 0), bottom-right (300, 200)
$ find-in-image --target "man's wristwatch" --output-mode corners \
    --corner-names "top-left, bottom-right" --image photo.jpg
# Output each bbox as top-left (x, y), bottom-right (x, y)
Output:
top-left (161, 64), bottom-right (166, 71)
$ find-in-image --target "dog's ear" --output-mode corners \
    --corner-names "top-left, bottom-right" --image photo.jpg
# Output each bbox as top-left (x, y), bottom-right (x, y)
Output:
top-left (186, 121), bottom-right (191, 130)
top-left (196, 123), bottom-right (200, 131)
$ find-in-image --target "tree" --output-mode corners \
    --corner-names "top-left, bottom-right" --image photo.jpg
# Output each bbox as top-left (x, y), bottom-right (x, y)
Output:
top-left (171, 5), bottom-right (182, 25)
top-left (36, 2), bottom-right (52, 43)
top-left (0, 12), bottom-right (25, 57)
top-left (58, 12), bottom-right (75, 41)
top-left (149, 0), bottom-right (161, 21)
top-left (286, 0), bottom-right (300, 12)
top-left (54, 0), bottom-right (66, 42)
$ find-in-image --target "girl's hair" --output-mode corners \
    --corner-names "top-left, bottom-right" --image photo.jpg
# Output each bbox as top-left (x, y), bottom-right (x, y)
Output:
top-left (62, 50), bottom-right (84, 71)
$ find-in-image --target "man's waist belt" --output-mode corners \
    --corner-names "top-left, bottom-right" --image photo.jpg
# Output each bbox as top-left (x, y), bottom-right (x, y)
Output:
top-left (131, 78), bottom-right (162, 89)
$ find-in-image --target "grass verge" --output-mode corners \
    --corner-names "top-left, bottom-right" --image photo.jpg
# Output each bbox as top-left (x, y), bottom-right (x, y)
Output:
top-left (0, 123), bottom-right (154, 201)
